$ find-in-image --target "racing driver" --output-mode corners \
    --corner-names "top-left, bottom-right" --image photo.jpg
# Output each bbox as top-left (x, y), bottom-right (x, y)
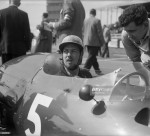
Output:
top-left (57, 35), bottom-right (92, 78)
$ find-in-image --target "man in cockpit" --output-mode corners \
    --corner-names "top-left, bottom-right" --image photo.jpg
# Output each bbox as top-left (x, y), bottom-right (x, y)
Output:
top-left (57, 35), bottom-right (92, 78)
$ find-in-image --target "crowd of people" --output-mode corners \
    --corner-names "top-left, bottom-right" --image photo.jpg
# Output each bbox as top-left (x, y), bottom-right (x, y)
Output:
top-left (0, 0), bottom-right (108, 76)
top-left (0, 0), bottom-right (150, 87)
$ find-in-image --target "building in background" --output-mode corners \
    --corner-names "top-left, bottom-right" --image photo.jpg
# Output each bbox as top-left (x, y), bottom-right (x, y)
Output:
top-left (96, 0), bottom-right (150, 25)
top-left (46, 0), bottom-right (63, 22)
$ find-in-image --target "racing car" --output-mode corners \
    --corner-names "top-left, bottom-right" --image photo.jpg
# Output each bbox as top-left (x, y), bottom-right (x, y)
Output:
top-left (0, 52), bottom-right (150, 136)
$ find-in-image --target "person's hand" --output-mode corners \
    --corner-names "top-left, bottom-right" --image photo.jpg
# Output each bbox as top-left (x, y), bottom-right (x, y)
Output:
top-left (49, 22), bottom-right (54, 28)
top-left (43, 22), bottom-right (53, 28)
top-left (43, 22), bottom-right (53, 31)
top-left (36, 24), bottom-right (41, 30)
top-left (141, 53), bottom-right (150, 71)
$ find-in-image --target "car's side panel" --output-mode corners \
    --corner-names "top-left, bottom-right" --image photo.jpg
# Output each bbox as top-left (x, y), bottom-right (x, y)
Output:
top-left (14, 69), bottom-right (150, 136)
top-left (0, 53), bottom-right (150, 136)
top-left (0, 53), bottom-right (48, 101)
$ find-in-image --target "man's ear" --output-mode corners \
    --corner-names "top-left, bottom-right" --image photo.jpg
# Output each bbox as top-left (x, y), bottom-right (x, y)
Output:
top-left (78, 51), bottom-right (83, 65)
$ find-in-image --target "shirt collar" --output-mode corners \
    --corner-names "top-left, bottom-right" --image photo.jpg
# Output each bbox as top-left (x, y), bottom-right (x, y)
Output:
top-left (139, 19), bottom-right (150, 44)
top-left (64, 66), bottom-right (79, 77)
top-left (141, 26), bottom-right (149, 42)
top-left (9, 4), bottom-right (18, 8)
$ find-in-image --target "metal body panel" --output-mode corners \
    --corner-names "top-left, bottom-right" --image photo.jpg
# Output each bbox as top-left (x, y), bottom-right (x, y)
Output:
top-left (0, 53), bottom-right (149, 136)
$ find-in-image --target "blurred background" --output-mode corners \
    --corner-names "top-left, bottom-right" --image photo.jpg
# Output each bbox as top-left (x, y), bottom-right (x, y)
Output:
top-left (1, 0), bottom-right (150, 44)
top-left (0, 0), bottom-right (150, 76)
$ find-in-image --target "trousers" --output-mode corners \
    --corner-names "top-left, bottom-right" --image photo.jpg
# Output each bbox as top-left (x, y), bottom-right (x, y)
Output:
top-left (84, 46), bottom-right (101, 71)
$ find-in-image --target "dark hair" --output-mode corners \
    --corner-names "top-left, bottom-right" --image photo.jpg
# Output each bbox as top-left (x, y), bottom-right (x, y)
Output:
top-left (43, 12), bottom-right (48, 18)
top-left (90, 8), bottom-right (96, 16)
top-left (118, 4), bottom-right (148, 27)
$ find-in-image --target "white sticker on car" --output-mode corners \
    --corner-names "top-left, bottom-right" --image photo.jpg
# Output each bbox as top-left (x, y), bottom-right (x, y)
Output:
top-left (25, 93), bottom-right (53, 136)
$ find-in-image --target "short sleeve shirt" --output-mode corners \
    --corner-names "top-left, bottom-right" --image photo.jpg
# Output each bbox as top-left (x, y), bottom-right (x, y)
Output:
top-left (121, 20), bottom-right (150, 62)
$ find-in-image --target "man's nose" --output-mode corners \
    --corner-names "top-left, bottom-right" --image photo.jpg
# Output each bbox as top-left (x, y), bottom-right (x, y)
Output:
top-left (66, 51), bottom-right (71, 56)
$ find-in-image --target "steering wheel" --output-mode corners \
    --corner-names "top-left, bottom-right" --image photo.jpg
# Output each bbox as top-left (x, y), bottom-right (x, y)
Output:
top-left (110, 72), bottom-right (149, 101)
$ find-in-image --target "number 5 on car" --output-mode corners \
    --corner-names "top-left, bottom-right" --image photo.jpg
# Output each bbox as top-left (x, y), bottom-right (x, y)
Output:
top-left (25, 93), bottom-right (53, 136)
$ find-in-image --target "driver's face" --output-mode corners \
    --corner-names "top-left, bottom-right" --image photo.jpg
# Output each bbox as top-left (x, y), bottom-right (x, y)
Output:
top-left (62, 44), bottom-right (80, 69)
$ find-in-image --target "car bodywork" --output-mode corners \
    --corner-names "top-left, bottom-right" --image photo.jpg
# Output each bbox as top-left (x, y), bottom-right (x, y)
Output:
top-left (0, 53), bottom-right (150, 136)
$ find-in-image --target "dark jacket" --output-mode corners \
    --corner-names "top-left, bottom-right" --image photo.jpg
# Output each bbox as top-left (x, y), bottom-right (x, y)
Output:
top-left (35, 19), bottom-right (52, 53)
top-left (54, 0), bottom-right (85, 47)
top-left (83, 16), bottom-right (105, 47)
top-left (0, 5), bottom-right (31, 55)
top-left (57, 64), bottom-right (92, 78)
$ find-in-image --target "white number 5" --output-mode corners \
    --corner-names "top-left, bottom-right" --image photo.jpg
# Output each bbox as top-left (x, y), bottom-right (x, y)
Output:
top-left (25, 93), bottom-right (53, 136)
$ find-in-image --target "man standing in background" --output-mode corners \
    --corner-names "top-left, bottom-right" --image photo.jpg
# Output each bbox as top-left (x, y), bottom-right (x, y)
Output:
top-left (0, 0), bottom-right (31, 64)
top-left (44, 0), bottom-right (85, 51)
top-left (101, 24), bottom-right (111, 58)
top-left (83, 8), bottom-right (105, 75)
top-left (34, 12), bottom-right (52, 53)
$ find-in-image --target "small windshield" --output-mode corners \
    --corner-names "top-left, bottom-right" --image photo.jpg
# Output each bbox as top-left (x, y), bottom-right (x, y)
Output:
top-left (109, 73), bottom-right (146, 102)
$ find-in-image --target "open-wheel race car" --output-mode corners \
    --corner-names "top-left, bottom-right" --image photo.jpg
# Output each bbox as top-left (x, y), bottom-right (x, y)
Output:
top-left (0, 53), bottom-right (150, 136)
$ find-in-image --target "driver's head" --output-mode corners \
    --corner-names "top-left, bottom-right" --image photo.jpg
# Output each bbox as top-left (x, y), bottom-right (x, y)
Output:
top-left (59, 35), bottom-right (84, 70)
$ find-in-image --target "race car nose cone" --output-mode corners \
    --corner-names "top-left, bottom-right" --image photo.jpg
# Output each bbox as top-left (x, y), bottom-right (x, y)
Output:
top-left (79, 84), bottom-right (95, 101)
